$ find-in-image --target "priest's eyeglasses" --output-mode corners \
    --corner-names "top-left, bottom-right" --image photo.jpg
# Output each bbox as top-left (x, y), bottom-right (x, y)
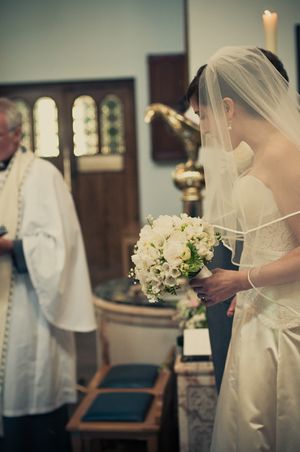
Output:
top-left (0, 126), bottom-right (17, 141)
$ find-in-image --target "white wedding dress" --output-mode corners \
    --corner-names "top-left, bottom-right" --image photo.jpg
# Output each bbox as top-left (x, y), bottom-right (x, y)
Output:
top-left (210, 175), bottom-right (300, 452)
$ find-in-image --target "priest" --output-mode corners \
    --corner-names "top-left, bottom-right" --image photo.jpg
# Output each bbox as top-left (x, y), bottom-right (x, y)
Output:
top-left (0, 98), bottom-right (96, 452)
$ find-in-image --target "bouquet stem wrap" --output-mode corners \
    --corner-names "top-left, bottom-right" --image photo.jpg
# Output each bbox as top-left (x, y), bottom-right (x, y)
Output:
top-left (197, 265), bottom-right (212, 279)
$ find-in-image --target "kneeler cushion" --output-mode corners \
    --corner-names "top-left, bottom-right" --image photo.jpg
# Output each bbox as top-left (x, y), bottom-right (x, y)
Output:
top-left (99, 364), bottom-right (159, 389)
top-left (82, 392), bottom-right (154, 422)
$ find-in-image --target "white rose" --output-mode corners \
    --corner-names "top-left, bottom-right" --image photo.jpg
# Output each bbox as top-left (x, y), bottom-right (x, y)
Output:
top-left (208, 236), bottom-right (217, 247)
top-left (131, 254), bottom-right (140, 265)
top-left (145, 268), bottom-right (160, 282)
top-left (197, 231), bottom-right (209, 241)
top-left (151, 285), bottom-right (161, 295)
top-left (150, 232), bottom-right (166, 247)
top-left (203, 224), bottom-right (215, 236)
top-left (136, 270), bottom-right (147, 285)
top-left (181, 246), bottom-right (191, 261)
top-left (197, 243), bottom-right (210, 256)
top-left (205, 250), bottom-right (213, 261)
top-left (139, 224), bottom-right (153, 241)
top-left (169, 267), bottom-right (181, 278)
top-left (184, 224), bottom-right (200, 240)
top-left (162, 262), bottom-right (170, 272)
top-left (163, 240), bottom-right (185, 264)
top-left (153, 215), bottom-right (174, 231)
top-left (141, 255), bottom-right (155, 269)
top-left (172, 215), bottom-right (183, 227)
top-left (146, 245), bottom-right (160, 260)
top-left (150, 277), bottom-right (164, 295)
top-left (180, 213), bottom-right (189, 222)
top-left (169, 230), bottom-right (186, 241)
top-left (165, 275), bottom-right (177, 287)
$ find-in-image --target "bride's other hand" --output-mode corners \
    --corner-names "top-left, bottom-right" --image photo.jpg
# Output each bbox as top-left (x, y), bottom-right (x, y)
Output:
top-left (189, 268), bottom-right (249, 307)
top-left (227, 296), bottom-right (237, 317)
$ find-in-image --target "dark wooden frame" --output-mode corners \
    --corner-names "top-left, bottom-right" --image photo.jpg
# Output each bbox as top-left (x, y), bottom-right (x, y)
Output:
top-left (67, 366), bottom-right (172, 452)
top-left (147, 53), bottom-right (188, 162)
top-left (296, 24), bottom-right (300, 93)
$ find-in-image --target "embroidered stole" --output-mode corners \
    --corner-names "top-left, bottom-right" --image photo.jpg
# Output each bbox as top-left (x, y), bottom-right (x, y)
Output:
top-left (0, 150), bottom-right (34, 377)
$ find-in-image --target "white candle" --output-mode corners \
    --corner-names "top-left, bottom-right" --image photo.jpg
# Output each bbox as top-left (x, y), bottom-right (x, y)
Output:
top-left (262, 10), bottom-right (278, 54)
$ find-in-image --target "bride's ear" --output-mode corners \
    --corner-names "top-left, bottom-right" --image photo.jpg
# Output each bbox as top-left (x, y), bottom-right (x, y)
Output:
top-left (223, 97), bottom-right (235, 120)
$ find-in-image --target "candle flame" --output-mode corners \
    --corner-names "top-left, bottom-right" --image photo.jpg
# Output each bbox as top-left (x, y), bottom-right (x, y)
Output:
top-left (263, 10), bottom-right (272, 15)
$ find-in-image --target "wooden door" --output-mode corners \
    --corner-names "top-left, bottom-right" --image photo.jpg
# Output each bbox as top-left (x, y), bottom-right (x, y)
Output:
top-left (63, 80), bottom-right (139, 284)
top-left (0, 79), bottom-right (140, 286)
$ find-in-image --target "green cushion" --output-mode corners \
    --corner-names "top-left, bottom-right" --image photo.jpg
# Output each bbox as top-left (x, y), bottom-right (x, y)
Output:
top-left (99, 364), bottom-right (159, 389)
top-left (82, 392), bottom-right (154, 422)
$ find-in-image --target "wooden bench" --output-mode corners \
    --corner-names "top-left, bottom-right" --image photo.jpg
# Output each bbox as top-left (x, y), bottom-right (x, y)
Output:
top-left (67, 365), bottom-right (171, 452)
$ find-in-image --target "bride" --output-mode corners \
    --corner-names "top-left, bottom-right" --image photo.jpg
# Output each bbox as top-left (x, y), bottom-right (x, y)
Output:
top-left (187, 46), bottom-right (300, 451)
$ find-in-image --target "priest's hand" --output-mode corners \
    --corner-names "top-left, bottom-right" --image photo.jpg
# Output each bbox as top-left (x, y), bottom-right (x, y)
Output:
top-left (0, 237), bottom-right (13, 256)
top-left (190, 268), bottom-right (250, 307)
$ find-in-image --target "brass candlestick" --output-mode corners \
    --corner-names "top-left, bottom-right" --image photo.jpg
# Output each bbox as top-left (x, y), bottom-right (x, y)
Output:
top-left (145, 103), bottom-right (204, 217)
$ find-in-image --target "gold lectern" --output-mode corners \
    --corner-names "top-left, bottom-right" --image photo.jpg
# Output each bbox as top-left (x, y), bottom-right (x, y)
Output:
top-left (145, 103), bottom-right (204, 217)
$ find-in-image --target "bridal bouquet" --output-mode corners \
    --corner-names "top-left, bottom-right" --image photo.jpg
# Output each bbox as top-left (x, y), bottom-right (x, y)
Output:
top-left (130, 214), bottom-right (220, 302)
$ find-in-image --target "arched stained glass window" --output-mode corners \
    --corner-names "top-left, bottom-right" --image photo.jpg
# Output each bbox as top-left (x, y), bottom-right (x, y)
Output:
top-left (100, 95), bottom-right (125, 155)
top-left (72, 95), bottom-right (98, 156)
top-left (14, 99), bottom-right (32, 151)
top-left (33, 97), bottom-right (60, 157)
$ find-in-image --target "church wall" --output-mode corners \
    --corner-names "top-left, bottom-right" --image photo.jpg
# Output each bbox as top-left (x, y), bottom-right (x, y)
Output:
top-left (188, 0), bottom-right (300, 92)
top-left (187, 0), bottom-right (300, 216)
top-left (0, 0), bottom-right (185, 221)
top-left (1, 0), bottom-right (300, 222)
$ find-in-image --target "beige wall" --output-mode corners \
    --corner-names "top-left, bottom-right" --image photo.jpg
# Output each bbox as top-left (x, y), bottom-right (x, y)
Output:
top-left (187, 0), bottom-right (300, 90)
top-left (0, 0), bottom-right (185, 221)
top-left (1, 0), bottom-right (299, 220)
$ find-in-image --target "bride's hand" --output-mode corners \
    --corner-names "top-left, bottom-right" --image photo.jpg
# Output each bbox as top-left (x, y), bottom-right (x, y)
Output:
top-left (189, 268), bottom-right (249, 307)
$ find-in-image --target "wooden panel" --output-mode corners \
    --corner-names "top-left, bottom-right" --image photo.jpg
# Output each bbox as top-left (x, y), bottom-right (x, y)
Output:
top-left (297, 25), bottom-right (300, 93)
top-left (148, 53), bottom-right (188, 162)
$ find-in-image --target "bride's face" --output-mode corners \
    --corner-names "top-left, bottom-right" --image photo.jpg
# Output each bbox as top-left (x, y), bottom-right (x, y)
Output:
top-left (190, 97), bottom-right (212, 136)
top-left (198, 106), bottom-right (212, 137)
top-left (190, 95), bottom-right (243, 149)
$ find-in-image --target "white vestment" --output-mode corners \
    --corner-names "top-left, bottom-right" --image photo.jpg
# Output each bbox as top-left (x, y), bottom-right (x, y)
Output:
top-left (1, 154), bottom-right (96, 416)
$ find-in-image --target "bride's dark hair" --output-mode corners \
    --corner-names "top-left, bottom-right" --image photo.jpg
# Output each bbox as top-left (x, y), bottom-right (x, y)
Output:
top-left (186, 48), bottom-right (289, 109)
